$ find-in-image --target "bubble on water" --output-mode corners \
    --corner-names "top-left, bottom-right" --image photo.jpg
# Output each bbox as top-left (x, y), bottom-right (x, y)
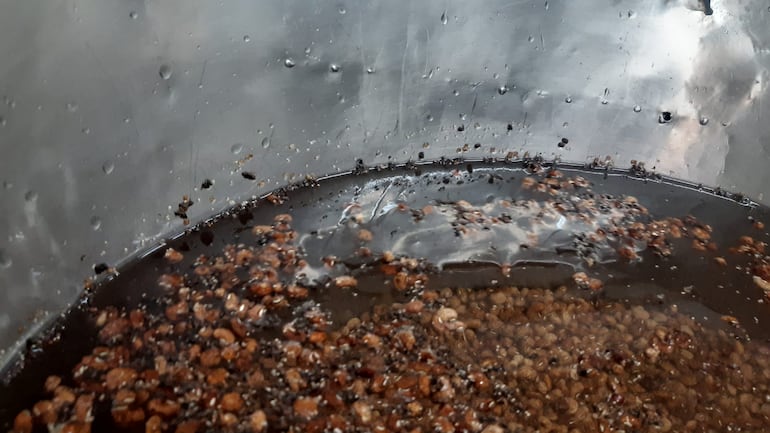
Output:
top-left (231, 142), bottom-right (244, 154)
top-left (90, 216), bottom-right (102, 231)
top-left (329, 63), bottom-right (340, 73)
top-left (633, 105), bottom-right (642, 113)
top-left (243, 35), bottom-right (251, 43)
top-left (498, 86), bottom-right (509, 95)
top-left (129, 11), bottom-right (138, 19)
top-left (339, 7), bottom-right (346, 14)
top-left (66, 102), bottom-right (79, 112)
top-left (24, 190), bottom-right (37, 202)
top-left (0, 249), bottom-right (11, 269)
top-left (159, 64), bottom-right (172, 80)
top-left (699, 116), bottom-right (709, 126)
top-left (102, 160), bottom-right (115, 175)
top-left (441, 11), bottom-right (448, 24)
top-left (366, 67), bottom-right (375, 74)
top-left (284, 58), bottom-right (296, 68)
top-left (564, 96), bottom-right (572, 103)
top-left (261, 137), bottom-right (270, 149)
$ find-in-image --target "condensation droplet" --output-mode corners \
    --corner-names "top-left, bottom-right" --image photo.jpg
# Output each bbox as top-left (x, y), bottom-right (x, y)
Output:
top-left (498, 86), bottom-right (509, 95)
top-left (243, 35), bottom-right (251, 43)
top-left (261, 137), bottom-right (270, 149)
top-left (330, 64), bottom-right (340, 73)
top-left (287, 143), bottom-right (296, 151)
top-left (231, 142), bottom-right (244, 154)
top-left (82, 127), bottom-right (91, 135)
top-left (102, 161), bottom-right (115, 175)
top-left (66, 102), bottom-right (79, 112)
top-left (699, 116), bottom-right (709, 126)
top-left (0, 249), bottom-right (11, 269)
top-left (284, 58), bottom-right (296, 68)
top-left (440, 11), bottom-right (448, 24)
top-left (528, 35), bottom-right (535, 43)
top-left (24, 190), bottom-right (37, 202)
top-left (159, 64), bottom-right (172, 80)
top-left (129, 11), bottom-right (138, 19)
top-left (366, 67), bottom-right (375, 74)
top-left (90, 216), bottom-right (102, 231)
top-left (633, 105), bottom-right (642, 113)
top-left (339, 7), bottom-right (346, 14)
top-left (453, 90), bottom-right (460, 96)
top-left (564, 96), bottom-right (572, 103)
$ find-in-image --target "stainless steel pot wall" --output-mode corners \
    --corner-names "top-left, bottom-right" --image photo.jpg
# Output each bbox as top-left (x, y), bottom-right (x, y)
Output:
top-left (0, 0), bottom-right (768, 358)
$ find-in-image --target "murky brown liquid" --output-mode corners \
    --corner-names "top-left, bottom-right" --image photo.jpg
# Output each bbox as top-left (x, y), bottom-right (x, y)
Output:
top-left (2, 161), bottom-right (770, 432)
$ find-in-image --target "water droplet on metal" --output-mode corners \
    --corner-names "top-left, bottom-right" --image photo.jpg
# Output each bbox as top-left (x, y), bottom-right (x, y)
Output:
top-left (243, 35), bottom-right (251, 43)
top-left (261, 137), bottom-right (270, 149)
top-left (338, 7), bottom-right (346, 14)
top-left (90, 216), bottom-right (102, 231)
top-left (0, 116), bottom-right (5, 127)
top-left (66, 102), bottom-right (79, 112)
top-left (528, 35), bottom-right (535, 43)
top-left (633, 105), bottom-right (642, 113)
top-left (366, 67), bottom-right (375, 74)
top-left (330, 63), bottom-right (340, 73)
top-left (440, 11), bottom-right (448, 24)
top-left (0, 249), bottom-right (11, 269)
top-left (453, 90), bottom-right (460, 96)
top-left (284, 58), bottom-right (296, 68)
top-left (82, 127), bottom-right (91, 135)
top-left (102, 161), bottom-right (115, 175)
top-left (459, 113), bottom-right (467, 120)
top-left (699, 116), bottom-right (709, 126)
top-left (24, 190), bottom-right (37, 202)
top-left (564, 96), bottom-right (572, 103)
top-left (498, 86), bottom-right (509, 95)
top-left (129, 11), bottom-right (138, 19)
top-left (159, 64), bottom-right (172, 80)
top-left (287, 143), bottom-right (296, 151)
top-left (231, 142), bottom-right (244, 154)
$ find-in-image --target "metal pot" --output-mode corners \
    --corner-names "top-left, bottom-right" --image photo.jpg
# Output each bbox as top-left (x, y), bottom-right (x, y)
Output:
top-left (0, 0), bottom-right (768, 362)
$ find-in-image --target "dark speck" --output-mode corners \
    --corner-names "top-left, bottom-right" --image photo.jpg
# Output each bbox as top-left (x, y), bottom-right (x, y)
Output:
top-left (506, 123), bottom-right (513, 131)
top-left (418, 151), bottom-right (425, 159)
top-left (200, 230), bottom-right (215, 246)
top-left (241, 171), bottom-right (257, 180)
top-left (201, 179), bottom-right (213, 189)
top-left (94, 263), bottom-right (109, 274)
top-left (658, 111), bottom-right (673, 124)
top-left (457, 124), bottom-right (465, 132)
top-left (473, 143), bottom-right (481, 149)
top-left (466, 164), bottom-right (473, 174)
